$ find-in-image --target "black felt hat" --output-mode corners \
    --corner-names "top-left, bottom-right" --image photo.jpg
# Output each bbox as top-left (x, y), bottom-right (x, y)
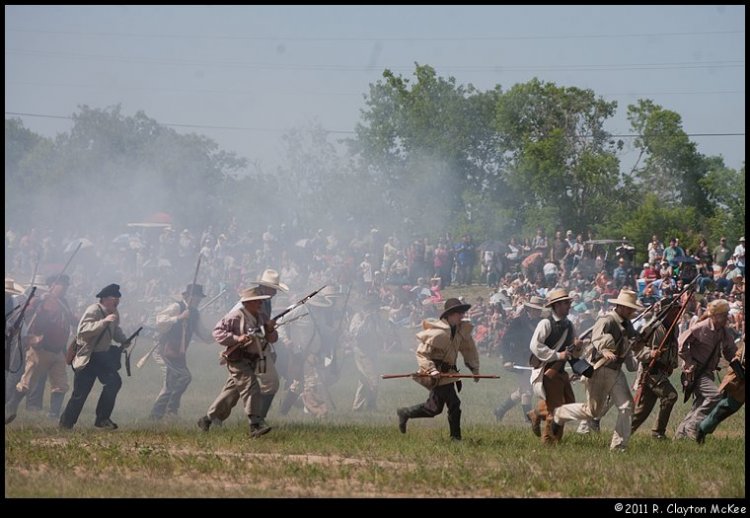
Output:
top-left (96, 283), bottom-right (122, 299)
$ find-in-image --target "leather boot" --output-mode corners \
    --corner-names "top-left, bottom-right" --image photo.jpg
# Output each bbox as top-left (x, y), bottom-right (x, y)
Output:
top-left (448, 408), bottom-right (462, 441)
top-left (521, 403), bottom-right (532, 422)
top-left (48, 392), bottom-right (65, 419)
top-left (493, 398), bottom-right (516, 422)
top-left (397, 404), bottom-right (431, 433)
top-left (5, 389), bottom-right (25, 424)
top-left (259, 394), bottom-right (275, 418)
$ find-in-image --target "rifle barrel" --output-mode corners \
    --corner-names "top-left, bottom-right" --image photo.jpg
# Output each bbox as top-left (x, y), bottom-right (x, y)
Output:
top-left (381, 373), bottom-right (500, 379)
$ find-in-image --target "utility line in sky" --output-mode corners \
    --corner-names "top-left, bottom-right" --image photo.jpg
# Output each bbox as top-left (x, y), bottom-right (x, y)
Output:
top-left (6, 80), bottom-right (744, 98)
top-left (6, 27), bottom-right (744, 41)
top-left (5, 49), bottom-right (744, 72)
top-left (5, 111), bottom-right (745, 138)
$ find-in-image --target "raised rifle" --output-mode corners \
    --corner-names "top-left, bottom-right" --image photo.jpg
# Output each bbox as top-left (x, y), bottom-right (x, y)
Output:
top-left (117, 326), bottom-right (144, 377)
top-left (633, 290), bottom-right (694, 406)
top-left (179, 253), bottom-right (203, 355)
top-left (136, 287), bottom-right (223, 370)
top-left (221, 285), bottom-right (327, 362)
top-left (198, 289), bottom-right (226, 311)
top-left (23, 241), bottom-right (82, 332)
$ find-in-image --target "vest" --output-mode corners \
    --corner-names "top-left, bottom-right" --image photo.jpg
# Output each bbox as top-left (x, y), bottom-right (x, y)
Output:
top-left (159, 302), bottom-right (197, 358)
top-left (529, 315), bottom-right (573, 369)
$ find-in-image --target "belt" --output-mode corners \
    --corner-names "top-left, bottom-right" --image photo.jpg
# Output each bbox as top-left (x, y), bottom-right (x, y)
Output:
top-left (435, 360), bottom-right (457, 372)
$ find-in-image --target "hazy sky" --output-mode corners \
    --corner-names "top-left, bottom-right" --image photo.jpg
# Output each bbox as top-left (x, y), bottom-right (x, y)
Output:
top-left (5, 5), bottom-right (746, 174)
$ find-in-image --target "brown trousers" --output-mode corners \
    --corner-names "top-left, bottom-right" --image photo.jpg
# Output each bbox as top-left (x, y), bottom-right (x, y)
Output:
top-left (536, 369), bottom-right (575, 444)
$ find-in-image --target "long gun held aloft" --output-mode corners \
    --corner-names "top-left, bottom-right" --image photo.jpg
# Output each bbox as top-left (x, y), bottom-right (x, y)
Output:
top-left (5, 287), bottom-right (37, 373)
top-left (271, 285), bottom-right (327, 322)
top-left (381, 372), bottom-right (500, 380)
top-left (118, 326), bottom-right (144, 377)
top-left (24, 241), bottom-right (83, 333)
top-left (579, 279), bottom-right (698, 373)
top-left (221, 285), bottom-right (327, 362)
top-left (633, 290), bottom-right (695, 407)
top-left (199, 289), bottom-right (226, 311)
top-left (136, 287), bottom-right (223, 370)
top-left (563, 304), bottom-right (658, 379)
top-left (180, 253), bottom-right (203, 356)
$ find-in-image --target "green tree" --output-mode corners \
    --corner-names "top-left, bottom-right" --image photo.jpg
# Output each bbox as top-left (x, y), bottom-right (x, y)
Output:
top-left (351, 64), bottom-right (503, 238)
top-left (495, 78), bottom-right (622, 234)
top-left (626, 99), bottom-right (711, 216)
top-left (5, 105), bottom-right (248, 233)
top-left (607, 193), bottom-right (700, 265)
top-left (700, 159), bottom-right (745, 243)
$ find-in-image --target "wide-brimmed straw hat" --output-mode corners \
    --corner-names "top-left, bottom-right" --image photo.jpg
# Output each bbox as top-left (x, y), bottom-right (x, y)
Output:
top-left (608, 289), bottom-right (644, 310)
top-left (321, 285), bottom-right (345, 298)
top-left (707, 299), bottom-right (730, 316)
top-left (240, 287), bottom-right (271, 303)
top-left (255, 269), bottom-right (289, 292)
top-left (545, 288), bottom-right (573, 307)
top-left (524, 295), bottom-right (546, 311)
top-left (440, 298), bottom-right (472, 320)
top-left (4, 278), bottom-right (25, 296)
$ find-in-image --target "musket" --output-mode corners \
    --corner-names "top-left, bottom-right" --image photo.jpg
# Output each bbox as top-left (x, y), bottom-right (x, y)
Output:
top-left (276, 311), bottom-right (309, 327)
top-left (271, 285), bottom-right (327, 322)
top-left (576, 301), bottom-right (657, 343)
top-left (24, 241), bottom-right (83, 332)
top-left (199, 289), bottom-right (226, 311)
top-left (221, 285), bottom-right (327, 362)
top-left (179, 253), bottom-right (203, 355)
top-left (5, 305), bottom-right (21, 320)
top-left (633, 289), bottom-right (694, 406)
top-left (136, 286), bottom-right (221, 370)
top-left (381, 372), bottom-right (500, 380)
top-left (5, 287), bottom-right (37, 373)
top-left (117, 326), bottom-right (144, 377)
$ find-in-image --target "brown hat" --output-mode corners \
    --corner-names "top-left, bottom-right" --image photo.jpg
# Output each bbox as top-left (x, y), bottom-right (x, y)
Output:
top-left (524, 295), bottom-right (546, 310)
top-left (440, 298), bottom-right (472, 320)
top-left (608, 289), bottom-right (644, 310)
top-left (240, 287), bottom-right (271, 303)
top-left (545, 288), bottom-right (573, 307)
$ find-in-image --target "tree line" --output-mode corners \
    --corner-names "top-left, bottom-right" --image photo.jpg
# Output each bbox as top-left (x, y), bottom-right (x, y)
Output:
top-left (5, 64), bottom-right (744, 262)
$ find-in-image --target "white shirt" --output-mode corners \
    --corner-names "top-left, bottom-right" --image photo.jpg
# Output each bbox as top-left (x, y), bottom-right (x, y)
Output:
top-left (733, 244), bottom-right (745, 267)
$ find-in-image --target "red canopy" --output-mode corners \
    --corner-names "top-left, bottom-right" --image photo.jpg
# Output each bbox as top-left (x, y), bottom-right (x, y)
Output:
top-left (147, 212), bottom-right (172, 224)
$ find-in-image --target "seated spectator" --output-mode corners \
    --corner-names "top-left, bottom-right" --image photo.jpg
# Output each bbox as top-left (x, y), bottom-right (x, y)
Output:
top-left (639, 283), bottom-right (659, 306)
top-left (641, 262), bottom-right (659, 282)
top-left (730, 275), bottom-right (744, 297)
top-left (612, 257), bottom-right (631, 289)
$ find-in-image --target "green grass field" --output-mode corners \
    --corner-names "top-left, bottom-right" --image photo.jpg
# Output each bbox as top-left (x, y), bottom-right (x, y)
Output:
top-left (5, 342), bottom-right (744, 497)
top-left (4, 286), bottom-right (745, 497)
